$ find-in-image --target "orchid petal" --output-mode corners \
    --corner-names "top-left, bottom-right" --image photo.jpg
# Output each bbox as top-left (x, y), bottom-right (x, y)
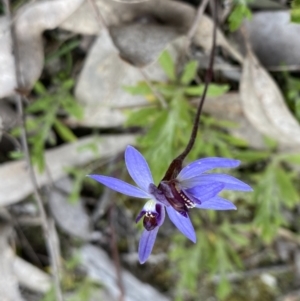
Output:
top-left (135, 210), bottom-right (145, 223)
top-left (138, 227), bottom-right (159, 264)
top-left (196, 196), bottom-right (236, 210)
top-left (181, 174), bottom-right (252, 191)
top-left (156, 203), bottom-right (165, 226)
top-left (178, 157), bottom-right (240, 180)
top-left (166, 207), bottom-right (196, 243)
top-left (186, 183), bottom-right (225, 202)
top-left (125, 146), bottom-right (154, 192)
top-left (88, 175), bottom-right (149, 198)
top-left (148, 183), bottom-right (170, 206)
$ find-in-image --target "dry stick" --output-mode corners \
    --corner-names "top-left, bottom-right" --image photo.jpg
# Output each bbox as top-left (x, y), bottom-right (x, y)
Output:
top-left (2, 1), bottom-right (63, 300)
top-left (87, 1), bottom-right (125, 299)
top-left (139, 68), bottom-right (168, 109)
top-left (87, 0), bottom-right (107, 29)
top-left (16, 98), bottom-right (64, 301)
top-left (161, 0), bottom-right (218, 181)
top-left (187, 0), bottom-right (210, 41)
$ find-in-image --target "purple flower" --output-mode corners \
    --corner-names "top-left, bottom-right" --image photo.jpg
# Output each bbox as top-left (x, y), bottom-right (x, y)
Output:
top-left (88, 146), bottom-right (252, 264)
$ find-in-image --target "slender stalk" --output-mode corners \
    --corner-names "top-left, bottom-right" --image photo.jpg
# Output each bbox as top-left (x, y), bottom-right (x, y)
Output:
top-left (3, 1), bottom-right (63, 300)
top-left (161, 0), bottom-right (218, 182)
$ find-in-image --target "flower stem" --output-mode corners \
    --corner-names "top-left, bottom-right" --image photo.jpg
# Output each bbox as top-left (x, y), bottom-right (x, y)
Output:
top-left (161, 0), bottom-right (217, 182)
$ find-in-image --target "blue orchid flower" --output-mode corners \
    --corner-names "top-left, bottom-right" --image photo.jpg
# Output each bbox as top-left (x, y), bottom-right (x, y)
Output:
top-left (88, 146), bottom-right (252, 264)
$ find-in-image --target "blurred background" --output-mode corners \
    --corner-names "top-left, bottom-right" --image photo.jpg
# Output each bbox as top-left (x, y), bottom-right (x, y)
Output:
top-left (1, 0), bottom-right (300, 300)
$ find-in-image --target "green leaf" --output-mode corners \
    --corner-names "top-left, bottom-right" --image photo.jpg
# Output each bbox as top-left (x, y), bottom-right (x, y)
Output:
top-left (263, 136), bottom-right (278, 150)
top-left (155, 83), bottom-right (177, 97)
top-left (216, 277), bottom-right (232, 300)
top-left (123, 82), bottom-right (152, 96)
top-left (180, 60), bottom-right (198, 85)
top-left (158, 50), bottom-right (176, 81)
top-left (234, 150), bottom-right (270, 163)
top-left (291, 0), bottom-right (300, 23)
top-left (26, 97), bottom-right (52, 113)
top-left (184, 84), bottom-right (229, 97)
top-left (126, 107), bottom-right (158, 127)
top-left (275, 166), bottom-right (299, 207)
top-left (53, 119), bottom-right (77, 142)
top-left (254, 164), bottom-right (286, 242)
top-left (61, 97), bottom-right (84, 119)
top-left (62, 78), bottom-right (75, 90)
top-left (77, 140), bottom-right (99, 155)
top-left (280, 153), bottom-right (300, 165)
top-left (33, 81), bottom-right (47, 95)
top-left (32, 143), bottom-right (46, 172)
top-left (45, 39), bottom-right (80, 63)
top-left (228, 3), bottom-right (252, 32)
top-left (68, 172), bottom-right (86, 203)
top-left (217, 132), bottom-right (248, 147)
top-left (8, 150), bottom-right (24, 160)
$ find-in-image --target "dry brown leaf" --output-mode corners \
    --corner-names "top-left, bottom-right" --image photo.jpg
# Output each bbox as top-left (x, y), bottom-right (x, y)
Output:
top-left (13, 256), bottom-right (51, 293)
top-left (110, 23), bottom-right (180, 66)
top-left (0, 225), bottom-right (24, 301)
top-left (240, 50), bottom-right (300, 148)
top-left (60, 0), bottom-right (194, 35)
top-left (48, 177), bottom-right (97, 240)
top-left (203, 93), bottom-right (265, 149)
top-left (193, 15), bottom-right (243, 64)
top-left (0, 134), bottom-right (135, 206)
top-left (0, 0), bottom-right (84, 97)
top-left (0, 17), bottom-right (16, 98)
top-left (62, 0), bottom-right (243, 66)
top-left (61, 0), bottom-right (194, 69)
top-left (244, 11), bottom-right (300, 67)
top-left (80, 244), bottom-right (170, 301)
top-left (15, 0), bottom-right (84, 90)
top-left (73, 30), bottom-right (175, 127)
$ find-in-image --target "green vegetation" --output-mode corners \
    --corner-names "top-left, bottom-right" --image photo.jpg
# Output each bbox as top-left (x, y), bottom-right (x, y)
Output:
top-left (123, 50), bottom-right (300, 300)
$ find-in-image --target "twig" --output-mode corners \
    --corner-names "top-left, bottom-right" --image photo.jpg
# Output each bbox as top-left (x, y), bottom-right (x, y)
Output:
top-left (3, 0), bottom-right (63, 300)
top-left (139, 68), bottom-right (168, 109)
top-left (278, 227), bottom-right (300, 245)
top-left (187, 0), bottom-right (210, 41)
top-left (87, 0), bottom-right (107, 29)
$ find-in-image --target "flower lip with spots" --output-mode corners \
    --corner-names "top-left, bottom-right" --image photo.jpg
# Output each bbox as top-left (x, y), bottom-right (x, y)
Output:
top-left (88, 145), bottom-right (252, 264)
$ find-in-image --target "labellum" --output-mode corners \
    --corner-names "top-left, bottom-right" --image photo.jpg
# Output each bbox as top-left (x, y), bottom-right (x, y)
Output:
top-left (159, 180), bottom-right (196, 217)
